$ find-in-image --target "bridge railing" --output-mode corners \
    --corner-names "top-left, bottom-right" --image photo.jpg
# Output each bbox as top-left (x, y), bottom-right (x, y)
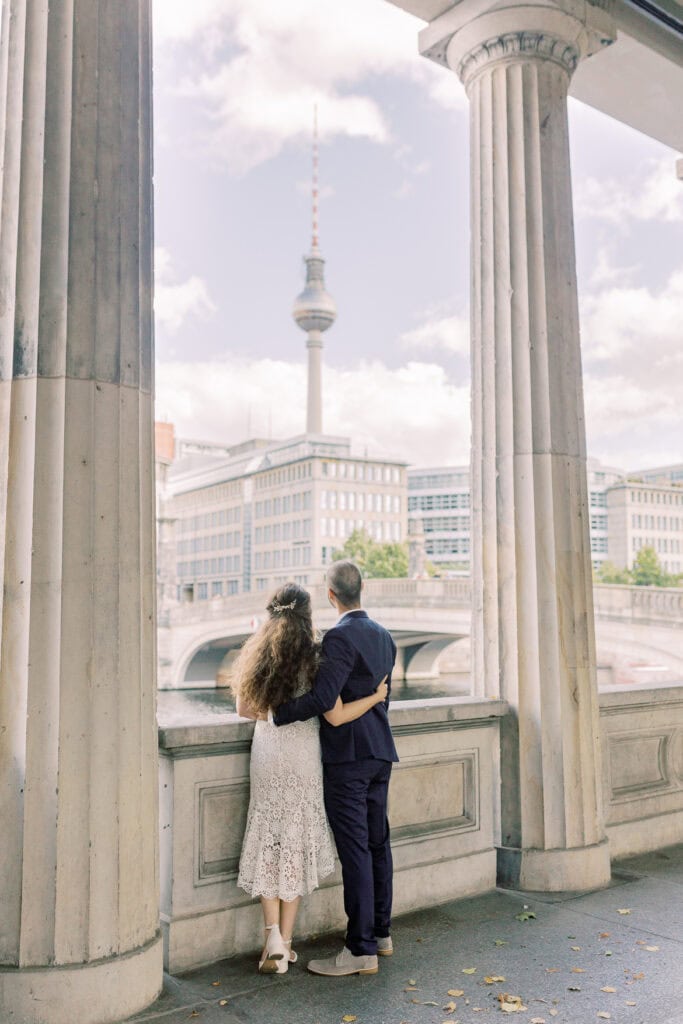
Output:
top-left (164, 578), bottom-right (683, 627)
top-left (592, 583), bottom-right (683, 626)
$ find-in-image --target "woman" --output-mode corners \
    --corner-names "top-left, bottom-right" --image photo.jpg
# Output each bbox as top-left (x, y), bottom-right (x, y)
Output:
top-left (233, 582), bottom-right (387, 974)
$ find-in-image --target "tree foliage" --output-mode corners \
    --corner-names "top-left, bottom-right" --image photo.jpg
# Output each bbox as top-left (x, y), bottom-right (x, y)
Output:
top-left (332, 529), bottom-right (409, 579)
top-left (596, 547), bottom-right (682, 588)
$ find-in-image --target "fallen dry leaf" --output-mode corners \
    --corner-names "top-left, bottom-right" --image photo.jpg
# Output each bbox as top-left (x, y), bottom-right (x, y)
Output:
top-left (404, 986), bottom-right (418, 992)
top-left (408, 978), bottom-right (417, 985)
top-left (597, 1014), bottom-right (611, 1020)
top-left (462, 967), bottom-right (477, 974)
top-left (632, 972), bottom-right (645, 981)
top-left (530, 1018), bottom-right (546, 1024)
top-left (550, 1012), bottom-right (559, 1018)
top-left (448, 989), bottom-right (465, 997)
top-left (498, 994), bottom-right (527, 1013)
top-left (645, 945), bottom-right (659, 952)
top-left (570, 946), bottom-right (581, 951)
top-left (484, 976), bottom-right (506, 984)
top-left (546, 968), bottom-right (560, 974)
top-left (600, 932), bottom-right (610, 938)
top-left (443, 1002), bottom-right (457, 1013)
top-left (571, 968), bottom-right (585, 974)
top-left (617, 908), bottom-right (631, 915)
top-left (494, 940), bottom-right (508, 947)
top-left (218, 1000), bottom-right (228, 1007)
top-left (342, 1018), bottom-right (357, 1023)
top-left (211, 981), bottom-right (220, 987)
top-left (423, 1002), bottom-right (438, 1007)
top-left (515, 911), bottom-right (536, 922)
top-left (601, 986), bottom-right (616, 993)
top-left (625, 1000), bottom-right (637, 1006)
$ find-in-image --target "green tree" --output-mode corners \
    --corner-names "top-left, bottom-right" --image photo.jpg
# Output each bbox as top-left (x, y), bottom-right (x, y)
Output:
top-left (595, 560), bottom-right (632, 585)
top-left (332, 529), bottom-right (409, 579)
top-left (631, 545), bottom-right (665, 586)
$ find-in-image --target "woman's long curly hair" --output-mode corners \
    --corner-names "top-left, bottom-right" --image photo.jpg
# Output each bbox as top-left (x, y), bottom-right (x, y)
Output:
top-left (232, 582), bottom-right (320, 713)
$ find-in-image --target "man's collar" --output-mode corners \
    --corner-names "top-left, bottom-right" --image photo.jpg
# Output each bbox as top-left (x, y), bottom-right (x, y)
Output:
top-left (338, 608), bottom-right (367, 622)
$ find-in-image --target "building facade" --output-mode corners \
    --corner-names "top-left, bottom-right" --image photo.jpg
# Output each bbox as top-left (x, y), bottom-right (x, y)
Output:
top-left (407, 458), bottom-right (625, 574)
top-left (165, 432), bottom-right (407, 597)
top-left (607, 479), bottom-right (683, 575)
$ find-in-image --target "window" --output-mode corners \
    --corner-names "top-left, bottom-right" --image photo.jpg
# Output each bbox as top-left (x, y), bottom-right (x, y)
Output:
top-left (197, 582), bottom-right (208, 600)
top-left (211, 581), bottom-right (223, 597)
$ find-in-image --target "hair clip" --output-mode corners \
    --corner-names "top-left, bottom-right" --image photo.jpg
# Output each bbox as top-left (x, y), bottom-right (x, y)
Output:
top-left (271, 599), bottom-right (297, 613)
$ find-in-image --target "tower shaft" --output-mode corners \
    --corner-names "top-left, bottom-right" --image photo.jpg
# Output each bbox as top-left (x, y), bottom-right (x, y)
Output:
top-left (306, 331), bottom-right (323, 434)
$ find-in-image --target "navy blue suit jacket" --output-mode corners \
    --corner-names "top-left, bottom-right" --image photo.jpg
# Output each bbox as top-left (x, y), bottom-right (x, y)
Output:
top-left (274, 610), bottom-right (399, 765)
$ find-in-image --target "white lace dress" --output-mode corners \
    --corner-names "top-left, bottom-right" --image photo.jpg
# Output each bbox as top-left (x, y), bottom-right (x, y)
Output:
top-left (237, 708), bottom-right (336, 902)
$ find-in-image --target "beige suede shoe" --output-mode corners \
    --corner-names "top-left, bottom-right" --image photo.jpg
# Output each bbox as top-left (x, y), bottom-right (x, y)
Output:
top-left (307, 947), bottom-right (379, 976)
top-left (377, 936), bottom-right (393, 956)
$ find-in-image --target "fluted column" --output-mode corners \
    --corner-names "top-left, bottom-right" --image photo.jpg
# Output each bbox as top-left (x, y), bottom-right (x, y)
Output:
top-left (422, 3), bottom-right (615, 890)
top-left (0, 2), bottom-right (161, 1021)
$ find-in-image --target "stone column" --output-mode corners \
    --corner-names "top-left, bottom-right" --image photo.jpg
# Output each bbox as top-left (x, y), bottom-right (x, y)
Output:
top-left (0, 2), bottom-right (161, 1021)
top-left (420, 2), bottom-right (615, 891)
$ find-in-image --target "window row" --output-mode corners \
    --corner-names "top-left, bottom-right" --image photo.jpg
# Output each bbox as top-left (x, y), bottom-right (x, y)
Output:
top-left (426, 538), bottom-right (470, 556)
top-left (178, 507), bottom-right (241, 532)
top-left (253, 547), bottom-right (312, 570)
top-left (631, 489), bottom-right (682, 505)
top-left (631, 514), bottom-right (682, 531)
top-left (177, 531), bottom-right (241, 554)
top-left (254, 492), bottom-right (312, 518)
top-left (590, 536), bottom-right (608, 553)
top-left (408, 494), bottom-right (470, 511)
top-left (409, 472), bottom-right (468, 490)
top-left (256, 463), bottom-right (313, 489)
top-left (177, 555), bottom-right (241, 576)
top-left (322, 462), bottom-right (401, 483)
top-left (320, 490), bottom-right (401, 514)
top-left (420, 516), bottom-right (470, 533)
top-left (632, 537), bottom-right (682, 554)
top-left (321, 518), bottom-right (401, 542)
top-left (255, 520), bottom-right (311, 543)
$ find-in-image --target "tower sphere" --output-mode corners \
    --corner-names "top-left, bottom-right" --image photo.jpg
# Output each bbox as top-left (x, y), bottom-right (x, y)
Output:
top-left (292, 251), bottom-right (337, 333)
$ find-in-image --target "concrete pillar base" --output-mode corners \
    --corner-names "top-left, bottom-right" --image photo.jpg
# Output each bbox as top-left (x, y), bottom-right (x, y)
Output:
top-left (0, 934), bottom-right (163, 1024)
top-left (497, 839), bottom-right (611, 893)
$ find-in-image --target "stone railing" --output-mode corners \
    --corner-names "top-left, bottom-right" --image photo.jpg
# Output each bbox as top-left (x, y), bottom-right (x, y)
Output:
top-left (157, 681), bottom-right (683, 973)
top-left (158, 696), bottom-right (506, 973)
top-left (600, 682), bottom-right (683, 858)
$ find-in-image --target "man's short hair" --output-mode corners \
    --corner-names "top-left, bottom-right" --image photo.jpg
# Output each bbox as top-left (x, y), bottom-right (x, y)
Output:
top-left (327, 560), bottom-right (362, 608)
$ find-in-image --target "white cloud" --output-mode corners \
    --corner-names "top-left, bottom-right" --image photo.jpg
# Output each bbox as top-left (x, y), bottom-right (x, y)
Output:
top-left (155, 356), bottom-right (470, 466)
top-left (575, 156), bottom-right (683, 226)
top-left (154, 247), bottom-right (216, 334)
top-left (400, 306), bottom-right (470, 358)
top-left (579, 265), bottom-right (683, 467)
top-left (154, 0), bottom-right (466, 173)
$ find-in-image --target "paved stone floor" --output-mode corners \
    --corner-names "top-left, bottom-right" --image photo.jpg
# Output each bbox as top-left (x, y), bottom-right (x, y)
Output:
top-left (127, 845), bottom-right (683, 1024)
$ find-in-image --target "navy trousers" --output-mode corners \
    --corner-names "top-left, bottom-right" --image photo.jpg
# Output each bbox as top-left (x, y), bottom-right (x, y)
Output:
top-left (323, 757), bottom-right (393, 957)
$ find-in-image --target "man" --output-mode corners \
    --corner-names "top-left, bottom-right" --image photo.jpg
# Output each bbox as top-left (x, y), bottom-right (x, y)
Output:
top-left (274, 560), bottom-right (398, 976)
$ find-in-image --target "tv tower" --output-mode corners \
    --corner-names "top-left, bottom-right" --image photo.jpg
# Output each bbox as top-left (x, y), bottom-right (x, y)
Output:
top-left (292, 107), bottom-right (336, 435)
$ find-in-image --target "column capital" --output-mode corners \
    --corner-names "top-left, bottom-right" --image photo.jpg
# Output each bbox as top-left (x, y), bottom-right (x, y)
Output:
top-left (418, 1), bottom-right (615, 86)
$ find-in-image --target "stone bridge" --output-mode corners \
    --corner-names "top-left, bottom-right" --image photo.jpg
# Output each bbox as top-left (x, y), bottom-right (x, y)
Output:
top-left (158, 580), bottom-right (683, 689)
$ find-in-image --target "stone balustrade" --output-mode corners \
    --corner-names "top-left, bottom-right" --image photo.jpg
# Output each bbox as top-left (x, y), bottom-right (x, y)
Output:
top-left (158, 696), bottom-right (506, 973)
top-left (158, 681), bottom-right (683, 973)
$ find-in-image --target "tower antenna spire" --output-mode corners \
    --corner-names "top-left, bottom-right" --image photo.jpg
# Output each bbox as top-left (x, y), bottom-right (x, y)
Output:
top-left (292, 103), bottom-right (336, 436)
top-left (312, 104), bottom-right (319, 250)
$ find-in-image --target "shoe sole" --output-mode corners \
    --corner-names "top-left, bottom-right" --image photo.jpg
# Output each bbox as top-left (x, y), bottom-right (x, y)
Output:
top-left (377, 949), bottom-right (393, 957)
top-left (307, 965), bottom-right (379, 976)
top-left (259, 955), bottom-right (285, 974)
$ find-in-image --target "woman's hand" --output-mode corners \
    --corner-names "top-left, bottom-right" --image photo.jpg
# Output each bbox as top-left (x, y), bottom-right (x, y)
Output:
top-left (373, 677), bottom-right (388, 704)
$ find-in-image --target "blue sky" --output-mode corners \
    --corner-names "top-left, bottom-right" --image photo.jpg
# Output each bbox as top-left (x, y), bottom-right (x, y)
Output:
top-left (152, 0), bottom-right (683, 470)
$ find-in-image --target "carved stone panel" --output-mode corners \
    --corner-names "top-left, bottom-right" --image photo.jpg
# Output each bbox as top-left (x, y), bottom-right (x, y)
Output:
top-left (196, 780), bottom-right (250, 884)
top-left (390, 751), bottom-right (478, 842)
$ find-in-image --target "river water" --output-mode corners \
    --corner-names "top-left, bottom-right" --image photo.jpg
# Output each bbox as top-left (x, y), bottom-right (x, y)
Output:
top-left (157, 675), bottom-right (470, 728)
